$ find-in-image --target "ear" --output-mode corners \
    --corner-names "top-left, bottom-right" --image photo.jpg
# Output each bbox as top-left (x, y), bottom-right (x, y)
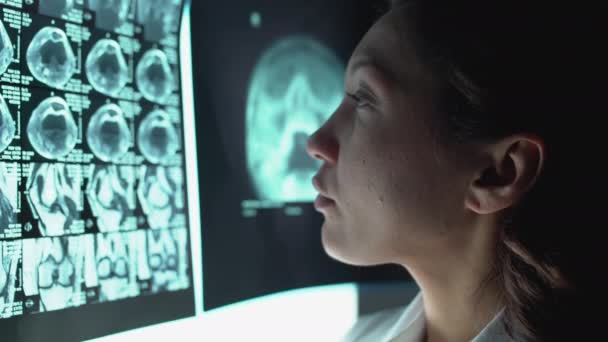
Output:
top-left (465, 134), bottom-right (545, 215)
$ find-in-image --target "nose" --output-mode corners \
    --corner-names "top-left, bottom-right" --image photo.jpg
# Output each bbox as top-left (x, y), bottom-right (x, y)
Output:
top-left (306, 120), bottom-right (339, 165)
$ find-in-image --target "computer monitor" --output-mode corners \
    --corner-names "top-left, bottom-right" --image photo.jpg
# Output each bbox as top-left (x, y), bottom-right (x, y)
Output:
top-left (193, 0), bottom-right (408, 312)
top-left (0, 0), bottom-right (200, 340)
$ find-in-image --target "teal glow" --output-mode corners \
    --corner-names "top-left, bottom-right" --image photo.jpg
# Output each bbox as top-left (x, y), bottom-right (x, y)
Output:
top-left (246, 36), bottom-right (344, 202)
top-left (250, 11), bottom-right (261, 28)
top-left (178, 0), bottom-right (203, 315)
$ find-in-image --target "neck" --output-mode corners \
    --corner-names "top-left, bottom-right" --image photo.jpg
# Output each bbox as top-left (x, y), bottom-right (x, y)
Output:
top-left (404, 221), bottom-right (505, 342)
top-left (420, 276), bottom-right (504, 342)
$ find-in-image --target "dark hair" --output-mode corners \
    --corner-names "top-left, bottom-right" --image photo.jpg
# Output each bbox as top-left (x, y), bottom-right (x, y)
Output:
top-left (387, 1), bottom-right (604, 341)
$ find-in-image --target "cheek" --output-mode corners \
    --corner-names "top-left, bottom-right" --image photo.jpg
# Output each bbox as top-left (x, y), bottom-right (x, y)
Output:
top-left (334, 133), bottom-right (453, 261)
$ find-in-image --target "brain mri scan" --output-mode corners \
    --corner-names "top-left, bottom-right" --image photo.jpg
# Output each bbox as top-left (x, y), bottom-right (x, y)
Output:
top-left (135, 49), bottom-right (174, 103)
top-left (0, 241), bottom-right (19, 318)
top-left (86, 103), bottom-right (131, 162)
top-left (0, 19), bottom-right (13, 76)
top-left (22, 236), bottom-right (87, 312)
top-left (136, 0), bottom-right (181, 41)
top-left (87, 0), bottom-right (132, 31)
top-left (0, 163), bottom-right (17, 237)
top-left (137, 165), bottom-right (184, 230)
top-left (38, 0), bottom-right (75, 18)
top-left (26, 27), bottom-right (76, 89)
top-left (137, 109), bottom-right (179, 164)
top-left (85, 39), bottom-right (129, 97)
top-left (27, 96), bottom-right (78, 160)
top-left (246, 36), bottom-right (343, 202)
top-left (145, 228), bottom-right (188, 293)
top-left (26, 163), bottom-right (81, 237)
top-left (86, 165), bottom-right (136, 233)
top-left (0, 94), bottom-right (15, 153)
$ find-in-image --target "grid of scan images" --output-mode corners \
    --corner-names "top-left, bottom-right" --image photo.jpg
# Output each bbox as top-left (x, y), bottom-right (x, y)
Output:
top-left (0, 0), bottom-right (190, 319)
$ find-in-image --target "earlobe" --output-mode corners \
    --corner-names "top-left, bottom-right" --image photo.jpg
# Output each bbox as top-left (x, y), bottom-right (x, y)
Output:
top-left (465, 135), bottom-right (545, 215)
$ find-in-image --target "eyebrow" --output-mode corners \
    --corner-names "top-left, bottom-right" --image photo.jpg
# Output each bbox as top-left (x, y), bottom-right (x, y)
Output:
top-left (346, 55), bottom-right (395, 97)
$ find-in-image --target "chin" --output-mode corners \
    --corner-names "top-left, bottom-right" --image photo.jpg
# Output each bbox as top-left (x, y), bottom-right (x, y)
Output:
top-left (320, 221), bottom-right (384, 267)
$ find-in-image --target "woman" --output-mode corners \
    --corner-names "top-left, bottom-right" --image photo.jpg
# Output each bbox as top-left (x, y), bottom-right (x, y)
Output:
top-left (306, 1), bottom-right (603, 341)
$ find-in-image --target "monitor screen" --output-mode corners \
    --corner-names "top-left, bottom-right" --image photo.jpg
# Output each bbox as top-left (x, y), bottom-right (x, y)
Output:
top-left (192, 0), bottom-right (408, 311)
top-left (0, 0), bottom-right (198, 340)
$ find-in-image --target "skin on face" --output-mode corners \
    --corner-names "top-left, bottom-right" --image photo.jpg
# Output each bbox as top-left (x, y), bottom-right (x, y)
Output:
top-left (307, 8), bottom-right (481, 268)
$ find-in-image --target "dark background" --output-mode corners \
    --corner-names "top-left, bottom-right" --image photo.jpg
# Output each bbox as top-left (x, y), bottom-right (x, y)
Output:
top-left (191, 0), bottom-right (411, 311)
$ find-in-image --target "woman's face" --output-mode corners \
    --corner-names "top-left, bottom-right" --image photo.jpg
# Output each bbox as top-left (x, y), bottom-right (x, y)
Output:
top-left (307, 9), bottom-right (477, 266)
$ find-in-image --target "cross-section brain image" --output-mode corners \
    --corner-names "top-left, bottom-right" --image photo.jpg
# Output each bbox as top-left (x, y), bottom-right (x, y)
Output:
top-left (246, 36), bottom-right (343, 202)
top-left (86, 165), bottom-right (136, 232)
top-left (38, 0), bottom-right (75, 18)
top-left (86, 103), bottom-right (131, 162)
top-left (0, 19), bottom-right (14, 76)
top-left (22, 236), bottom-right (87, 312)
top-left (26, 163), bottom-right (81, 236)
top-left (26, 27), bottom-right (76, 89)
top-left (137, 165), bottom-right (184, 230)
top-left (136, 0), bottom-right (181, 42)
top-left (0, 241), bottom-right (20, 318)
top-left (85, 39), bottom-right (129, 97)
top-left (86, 0), bottom-right (132, 31)
top-left (145, 228), bottom-right (188, 293)
top-left (27, 96), bottom-right (78, 160)
top-left (135, 49), bottom-right (174, 103)
top-left (0, 163), bottom-right (17, 236)
top-left (137, 109), bottom-right (179, 164)
top-left (0, 94), bottom-right (15, 153)
top-left (93, 232), bottom-right (139, 301)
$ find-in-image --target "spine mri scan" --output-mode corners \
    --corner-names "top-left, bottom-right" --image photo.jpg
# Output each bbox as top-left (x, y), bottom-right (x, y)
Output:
top-left (0, 0), bottom-right (190, 319)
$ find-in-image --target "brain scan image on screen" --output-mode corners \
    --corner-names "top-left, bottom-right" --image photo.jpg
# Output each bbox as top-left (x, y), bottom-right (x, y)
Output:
top-left (136, 0), bottom-right (180, 42)
top-left (246, 36), bottom-right (343, 202)
top-left (0, 241), bottom-right (19, 318)
top-left (137, 109), bottom-right (179, 164)
top-left (26, 27), bottom-right (76, 89)
top-left (137, 165), bottom-right (184, 229)
top-left (38, 0), bottom-right (75, 18)
top-left (86, 165), bottom-right (136, 232)
top-left (85, 39), bottom-right (129, 97)
top-left (0, 19), bottom-right (14, 76)
top-left (26, 163), bottom-right (81, 236)
top-left (27, 96), bottom-right (77, 160)
top-left (135, 49), bottom-right (174, 103)
top-left (145, 228), bottom-right (188, 293)
top-left (86, 103), bottom-right (131, 162)
top-left (86, 0), bottom-right (132, 31)
top-left (0, 94), bottom-right (15, 153)
top-left (22, 236), bottom-right (87, 312)
top-left (0, 163), bottom-right (17, 236)
top-left (92, 232), bottom-right (139, 301)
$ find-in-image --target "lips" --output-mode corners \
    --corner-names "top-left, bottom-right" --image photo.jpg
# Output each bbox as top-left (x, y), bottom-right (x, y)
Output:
top-left (312, 174), bottom-right (333, 200)
top-left (312, 174), bottom-right (336, 211)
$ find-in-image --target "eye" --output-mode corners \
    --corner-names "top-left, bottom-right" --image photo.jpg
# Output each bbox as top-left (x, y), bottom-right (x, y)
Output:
top-left (346, 91), bottom-right (370, 109)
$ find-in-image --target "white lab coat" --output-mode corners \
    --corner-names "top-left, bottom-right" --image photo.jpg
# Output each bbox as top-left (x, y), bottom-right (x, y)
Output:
top-left (342, 292), bottom-right (509, 342)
